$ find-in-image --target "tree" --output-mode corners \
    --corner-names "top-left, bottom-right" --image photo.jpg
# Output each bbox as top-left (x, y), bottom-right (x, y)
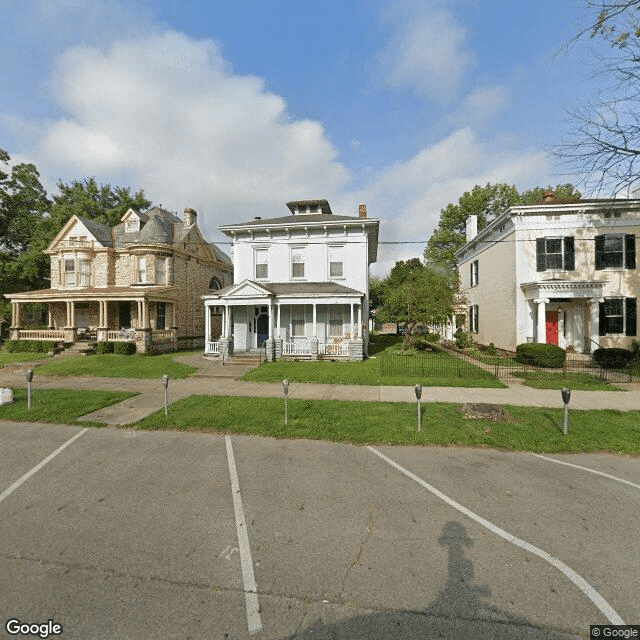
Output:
top-left (424, 183), bottom-right (581, 271)
top-left (377, 259), bottom-right (457, 345)
top-left (553, 1), bottom-right (640, 194)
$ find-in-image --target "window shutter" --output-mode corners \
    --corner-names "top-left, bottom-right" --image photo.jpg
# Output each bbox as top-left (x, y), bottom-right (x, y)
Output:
top-left (626, 298), bottom-right (637, 336)
top-left (475, 305), bottom-right (479, 334)
top-left (470, 262), bottom-right (474, 284)
top-left (599, 301), bottom-right (606, 336)
top-left (625, 234), bottom-right (636, 269)
top-left (536, 238), bottom-right (546, 271)
top-left (595, 236), bottom-right (604, 270)
top-left (563, 237), bottom-right (575, 270)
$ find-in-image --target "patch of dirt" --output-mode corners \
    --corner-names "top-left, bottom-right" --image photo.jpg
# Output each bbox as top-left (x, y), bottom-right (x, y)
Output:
top-left (461, 403), bottom-right (511, 422)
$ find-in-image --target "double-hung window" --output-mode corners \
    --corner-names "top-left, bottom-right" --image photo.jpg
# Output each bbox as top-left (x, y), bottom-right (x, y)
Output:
top-left (156, 257), bottom-right (167, 285)
top-left (291, 306), bottom-right (306, 336)
top-left (599, 298), bottom-right (637, 336)
top-left (136, 257), bottom-right (147, 284)
top-left (536, 237), bottom-right (575, 271)
top-left (329, 306), bottom-right (343, 337)
top-left (291, 246), bottom-right (306, 279)
top-left (328, 245), bottom-right (344, 279)
top-left (156, 302), bottom-right (166, 330)
top-left (64, 259), bottom-right (76, 286)
top-left (254, 248), bottom-right (268, 280)
top-left (469, 305), bottom-right (479, 334)
top-left (63, 257), bottom-right (91, 286)
top-left (595, 234), bottom-right (636, 269)
top-left (78, 259), bottom-right (91, 286)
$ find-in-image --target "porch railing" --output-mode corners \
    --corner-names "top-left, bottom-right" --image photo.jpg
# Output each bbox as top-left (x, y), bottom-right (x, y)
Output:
top-left (106, 329), bottom-right (136, 341)
top-left (319, 341), bottom-right (349, 356)
top-left (152, 330), bottom-right (174, 341)
top-left (16, 329), bottom-right (66, 340)
top-left (205, 341), bottom-right (220, 354)
top-left (283, 341), bottom-right (311, 355)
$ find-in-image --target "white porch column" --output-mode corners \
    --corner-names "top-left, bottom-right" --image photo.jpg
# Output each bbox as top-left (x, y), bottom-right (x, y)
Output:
top-left (142, 300), bottom-right (150, 328)
top-left (534, 298), bottom-right (549, 343)
top-left (557, 308), bottom-right (565, 349)
top-left (350, 303), bottom-right (354, 337)
top-left (47, 306), bottom-right (53, 328)
top-left (205, 303), bottom-right (211, 342)
top-left (589, 298), bottom-right (604, 352)
top-left (172, 302), bottom-right (176, 327)
top-left (357, 304), bottom-right (362, 338)
top-left (11, 302), bottom-right (17, 326)
top-left (277, 303), bottom-right (281, 338)
top-left (312, 303), bottom-right (317, 338)
top-left (268, 302), bottom-right (274, 339)
top-left (224, 304), bottom-right (232, 337)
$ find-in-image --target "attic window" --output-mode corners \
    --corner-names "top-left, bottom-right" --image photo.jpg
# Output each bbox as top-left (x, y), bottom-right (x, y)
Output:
top-left (126, 218), bottom-right (140, 232)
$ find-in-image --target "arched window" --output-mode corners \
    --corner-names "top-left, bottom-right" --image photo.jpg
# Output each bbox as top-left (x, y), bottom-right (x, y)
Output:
top-left (209, 277), bottom-right (222, 290)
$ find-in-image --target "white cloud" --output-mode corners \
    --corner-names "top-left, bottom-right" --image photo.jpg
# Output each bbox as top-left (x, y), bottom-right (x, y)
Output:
top-left (33, 30), bottom-right (350, 239)
top-left (377, 4), bottom-right (474, 102)
top-left (450, 85), bottom-right (512, 128)
top-left (357, 128), bottom-right (549, 276)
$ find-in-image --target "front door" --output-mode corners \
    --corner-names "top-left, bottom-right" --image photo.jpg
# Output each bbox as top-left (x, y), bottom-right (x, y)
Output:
top-left (257, 312), bottom-right (269, 347)
top-left (119, 302), bottom-right (131, 328)
top-left (546, 310), bottom-right (559, 345)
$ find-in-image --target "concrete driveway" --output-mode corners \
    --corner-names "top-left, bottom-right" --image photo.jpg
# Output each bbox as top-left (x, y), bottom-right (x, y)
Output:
top-left (0, 421), bottom-right (638, 639)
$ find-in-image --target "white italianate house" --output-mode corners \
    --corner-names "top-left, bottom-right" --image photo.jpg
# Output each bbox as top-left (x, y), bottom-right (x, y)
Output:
top-left (203, 199), bottom-right (380, 361)
top-left (456, 191), bottom-right (640, 353)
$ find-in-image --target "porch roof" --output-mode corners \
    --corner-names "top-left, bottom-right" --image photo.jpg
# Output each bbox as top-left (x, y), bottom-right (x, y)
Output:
top-left (205, 280), bottom-right (363, 300)
top-left (6, 285), bottom-right (177, 302)
top-left (521, 280), bottom-right (605, 300)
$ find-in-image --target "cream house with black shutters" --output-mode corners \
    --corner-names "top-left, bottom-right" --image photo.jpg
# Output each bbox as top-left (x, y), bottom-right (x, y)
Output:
top-left (203, 199), bottom-right (379, 361)
top-left (7, 206), bottom-right (232, 353)
top-left (456, 192), bottom-right (639, 353)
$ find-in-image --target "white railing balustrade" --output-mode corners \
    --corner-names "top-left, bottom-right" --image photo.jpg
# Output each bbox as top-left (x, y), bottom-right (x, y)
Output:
top-left (205, 341), bottom-right (220, 354)
top-left (283, 341), bottom-right (311, 355)
top-left (107, 328), bottom-right (136, 341)
top-left (18, 330), bottom-right (66, 340)
top-left (319, 342), bottom-right (349, 356)
top-left (152, 330), bottom-right (173, 341)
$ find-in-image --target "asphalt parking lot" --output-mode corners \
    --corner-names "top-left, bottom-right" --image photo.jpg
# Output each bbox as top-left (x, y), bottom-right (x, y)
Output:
top-left (1, 421), bottom-right (638, 639)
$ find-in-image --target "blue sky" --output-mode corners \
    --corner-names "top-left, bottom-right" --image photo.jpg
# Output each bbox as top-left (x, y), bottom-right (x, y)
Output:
top-left (0, 0), bottom-right (602, 274)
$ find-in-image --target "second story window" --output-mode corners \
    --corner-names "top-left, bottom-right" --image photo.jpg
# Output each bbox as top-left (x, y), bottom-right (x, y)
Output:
top-left (254, 248), bottom-right (268, 280)
top-left (155, 257), bottom-right (167, 285)
top-left (328, 245), bottom-right (344, 278)
top-left (63, 257), bottom-right (91, 286)
top-left (470, 260), bottom-right (479, 286)
top-left (536, 237), bottom-right (575, 271)
top-left (291, 247), bottom-right (306, 279)
top-left (64, 259), bottom-right (75, 285)
top-left (595, 234), bottom-right (636, 269)
top-left (136, 256), bottom-right (147, 284)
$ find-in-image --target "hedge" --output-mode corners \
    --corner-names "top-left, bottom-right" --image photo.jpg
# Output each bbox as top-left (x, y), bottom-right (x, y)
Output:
top-left (5, 340), bottom-right (58, 353)
top-left (94, 341), bottom-right (115, 355)
top-left (592, 347), bottom-right (635, 369)
top-left (113, 341), bottom-right (136, 355)
top-left (516, 343), bottom-right (566, 368)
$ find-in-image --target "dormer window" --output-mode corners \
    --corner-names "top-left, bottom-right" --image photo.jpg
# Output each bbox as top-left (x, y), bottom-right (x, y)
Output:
top-left (126, 217), bottom-right (140, 232)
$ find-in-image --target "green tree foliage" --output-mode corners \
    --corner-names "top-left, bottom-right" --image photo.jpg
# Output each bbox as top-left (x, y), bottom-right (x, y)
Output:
top-left (377, 258), bottom-right (456, 345)
top-left (424, 183), bottom-right (581, 271)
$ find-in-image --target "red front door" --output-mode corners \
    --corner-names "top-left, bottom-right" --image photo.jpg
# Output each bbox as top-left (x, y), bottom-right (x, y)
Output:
top-left (546, 311), bottom-right (559, 345)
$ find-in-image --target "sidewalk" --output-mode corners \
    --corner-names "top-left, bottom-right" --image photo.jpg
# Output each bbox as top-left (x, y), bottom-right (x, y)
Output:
top-left (1, 356), bottom-right (639, 426)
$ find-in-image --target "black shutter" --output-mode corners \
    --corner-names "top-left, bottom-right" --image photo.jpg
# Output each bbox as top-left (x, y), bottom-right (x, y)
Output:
top-left (475, 305), bottom-right (479, 333)
top-left (599, 301), bottom-right (607, 336)
top-left (563, 236), bottom-right (575, 270)
top-left (625, 234), bottom-right (636, 269)
top-left (476, 261), bottom-right (479, 285)
top-left (470, 262), bottom-right (473, 285)
top-left (536, 238), bottom-right (546, 271)
top-left (626, 298), bottom-right (637, 336)
top-left (595, 235), bottom-right (605, 270)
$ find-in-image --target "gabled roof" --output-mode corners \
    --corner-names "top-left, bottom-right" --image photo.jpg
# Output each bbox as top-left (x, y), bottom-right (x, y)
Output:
top-left (205, 280), bottom-right (363, 299)
top-left (113, 206), bottom-right (182, 248)
top-left (209, 243), bottom-right (232, 265)
top-left (76, 216), bottom-right (113, 246)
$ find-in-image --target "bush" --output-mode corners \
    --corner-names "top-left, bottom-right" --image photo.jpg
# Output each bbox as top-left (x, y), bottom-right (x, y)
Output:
top-left (113, 341), bottom-right (136, 355)
top-left (95, 341), bottom-right (115, 355)
top-left (411, 334), bottom-right (439, 351)
top-left (454, 330), bottom-right (473, 349)
top-left (516, 343), bottom-right (566, 368)
top-left (593, 347), bottom-right (635, 369)
top-left (4, 340), bottom-right (56, 353)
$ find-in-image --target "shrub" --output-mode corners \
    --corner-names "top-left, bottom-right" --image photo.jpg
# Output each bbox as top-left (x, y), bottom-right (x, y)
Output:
top-left (95, 341), bottom-right (115, 354)
top-left (4, 340), bottom-right (56, 353)
top-left (454, 330), bottom-right (473, 349)
top-left (593, 347), bottom-right (634, 369)
top-left (411, 335), bottom-right (439, 351)
top-left (113, 341), bottom-right (136, 355)
top-left (516, 343), bottom-right (566, 368)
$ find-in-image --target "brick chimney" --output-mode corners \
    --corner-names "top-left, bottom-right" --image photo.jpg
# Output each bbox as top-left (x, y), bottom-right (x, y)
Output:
top-left (543, 190), bottom-right (555, 203)
top-left (358, 203), bottom-right (367, 219)
top-left (184, 207), bottom-right (197, 226)
top-left (466, 215), bottom-right (478, 241)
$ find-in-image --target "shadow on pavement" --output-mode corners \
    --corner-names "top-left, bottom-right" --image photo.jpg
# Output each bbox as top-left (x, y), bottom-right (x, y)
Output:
top-left (285, 521), bottom-right (579, 639)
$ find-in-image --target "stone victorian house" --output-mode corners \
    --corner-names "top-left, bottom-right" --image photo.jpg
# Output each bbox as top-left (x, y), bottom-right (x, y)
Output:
top-left (202, 199), bottom-right (379, 361)
top-left (7, 206), bottom-right (232, 353)
top-left (456, 192), bottom-right (639, 353)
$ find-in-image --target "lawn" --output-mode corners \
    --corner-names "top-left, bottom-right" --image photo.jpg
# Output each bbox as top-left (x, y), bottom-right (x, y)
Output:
top-left (242, 336), bottom-right (506, 388)
top-left (34, 352), bottom-right (198, 379)
top-left (0, 349), bottom-right (51, 367)
top-left (0, 388), bottom-right (137, 424)
top-left (514, 371), bottom-right (625, 391)
top-left (131, 395), bottom-right (640, 454)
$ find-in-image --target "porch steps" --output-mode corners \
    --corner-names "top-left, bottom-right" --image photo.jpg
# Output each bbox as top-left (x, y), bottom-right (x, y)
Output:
top-left (55, 341), bottom-right (97, 357)
top-left (229, 354), bottom-right (263, 366)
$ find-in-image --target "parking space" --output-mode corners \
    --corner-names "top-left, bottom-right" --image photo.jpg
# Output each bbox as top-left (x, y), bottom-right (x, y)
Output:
top-left (0, 422), bottom-right (637, 639)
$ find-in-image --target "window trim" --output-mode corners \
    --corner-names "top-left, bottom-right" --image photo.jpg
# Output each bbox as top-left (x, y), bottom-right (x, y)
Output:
top-left (254, 247), bottom-right (269, 280)
top-left (600, 297), bottom-right (637, 336)
top-left (595, 233), bottom-right (636, 270)
top-left (291, 305), bottom-right (306, 337)
top-left (290, 246), bottom-right (306, 280)
top-left (536, 236), bottom-right (575, 272)
top-left (469, 305), bottom-right (479, 334)
top-left (328, 244), bottom-right (345, 280)
top-left (470, 260), bottom-right (479, 287)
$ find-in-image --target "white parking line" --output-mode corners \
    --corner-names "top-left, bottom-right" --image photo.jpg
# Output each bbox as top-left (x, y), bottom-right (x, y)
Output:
top-left (531, 453), bottom-right (640, 490)
top-left (367, 445), bottom-right (625, 625)
top-left (0, 429), bottom-right (88, 505)
top-left (225, 435), bottom-right (262, 635)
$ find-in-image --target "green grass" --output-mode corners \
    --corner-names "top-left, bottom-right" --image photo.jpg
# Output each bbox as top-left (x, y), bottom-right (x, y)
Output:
top-left (0, 349), bottom-right (51, 367)
top-left (0, 388), bottom-right (137, 424)
top-left (242, 336), bottom-right (505, 388)
top-left (130, 395), bottom-right (640, 454)
top-left (34, 352), bottom-right (198, 379)
top-left (514, 371), bottom-right (625, 391)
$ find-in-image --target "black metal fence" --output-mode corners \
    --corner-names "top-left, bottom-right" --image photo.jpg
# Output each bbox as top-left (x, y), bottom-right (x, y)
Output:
top-left (379, 348), bottom-right (637, 382)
